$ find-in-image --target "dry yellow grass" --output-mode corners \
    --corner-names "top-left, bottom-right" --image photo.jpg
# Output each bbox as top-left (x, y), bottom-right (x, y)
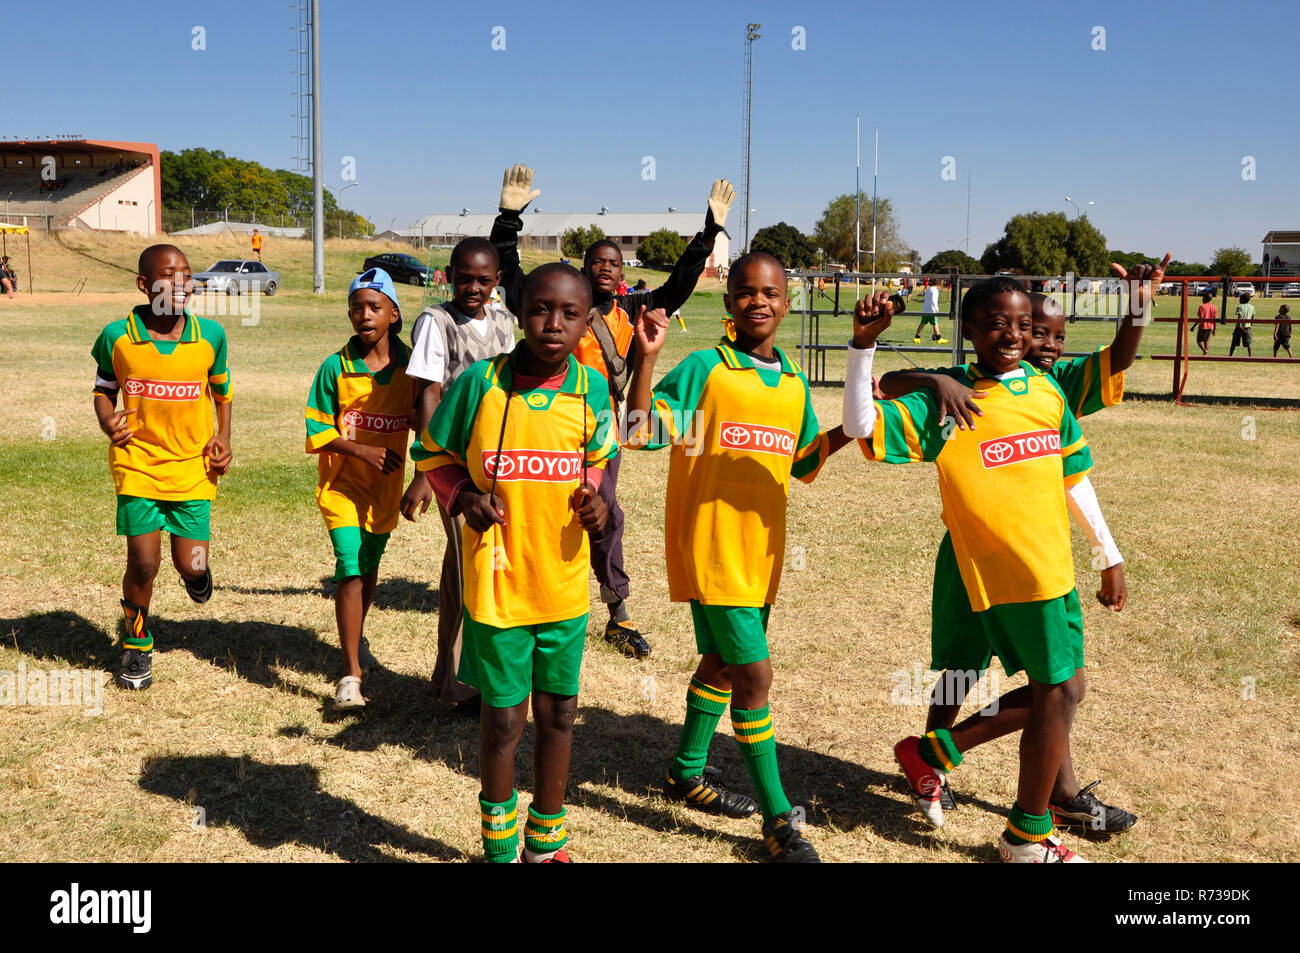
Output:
top-left (0, 235), bottom-right (1296, 863)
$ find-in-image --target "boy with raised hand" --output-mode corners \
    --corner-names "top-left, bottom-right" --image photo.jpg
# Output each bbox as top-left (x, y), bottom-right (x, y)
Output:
top-left (491, 165), bottom-right (734, 660)
top-left (626, 252), bottom-right (848, 863)
top-left (845, 280), bottom-right (1100, 862)
top-left (411, 263), bottom-right (615, 863)
top-left (877, 258), bottom-right (1167, 835)
top-left (92, 244), bottom-right (232, 691)
top-left (306, 268), bottom-right (418, 711)
top-left (400, 237), bottom-right (516, 712)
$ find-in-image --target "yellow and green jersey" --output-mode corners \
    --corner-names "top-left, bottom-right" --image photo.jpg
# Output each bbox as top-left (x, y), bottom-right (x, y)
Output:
top-left (411, 346), bottom-right (619, 628)
top-left (1049, 344), bottom-right (1123, 419)
top-left (632, 340), bottom-right (831, 608)
top-left (92, 306), bottom-right (232, 501)
top-left (862, 362), bottom-right (1092, 611)
top-left (305, 336), bottom-right (418, 535)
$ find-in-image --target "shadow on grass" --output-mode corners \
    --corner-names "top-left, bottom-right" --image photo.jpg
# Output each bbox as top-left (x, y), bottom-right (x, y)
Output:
top-left (139, 754), bottom-right (462, 862)
top-left (220, 575), bottom-right (439, 612)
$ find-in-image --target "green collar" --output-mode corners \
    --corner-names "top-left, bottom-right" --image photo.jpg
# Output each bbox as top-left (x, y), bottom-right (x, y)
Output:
top-left (126, 305), bottom-right (198, 344)
top-left (715, 339), bottom-right (799, 375)
top-left (487, 343), bottom-right (591, 395)
top-left (340, 334), bottom-right (410, 379)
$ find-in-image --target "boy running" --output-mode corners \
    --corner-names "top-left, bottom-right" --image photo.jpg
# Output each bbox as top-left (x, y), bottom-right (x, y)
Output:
top-left (400, 237), bottom-right (516, 712)
top-left (492, 165), bottom-right (734, 659)
top-left (92, 244), bottom-right (233, 690)
top-left (845, 279), bottom-right (1103, 862)
top-left (412, 263), bottom-right (616, 863)
top-left (626, 252), bottom-right (848, 862)
top-left (913, 279), bottom-right (947, 344)
top-left (305, 268), bottom-right (418, 710)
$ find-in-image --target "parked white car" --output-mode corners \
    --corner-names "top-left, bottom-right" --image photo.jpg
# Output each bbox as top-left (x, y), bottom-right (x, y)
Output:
top-left (1282, 282), bottom-right (1300, 297)
top-left (1230, 282), bottom-right (1256, 297)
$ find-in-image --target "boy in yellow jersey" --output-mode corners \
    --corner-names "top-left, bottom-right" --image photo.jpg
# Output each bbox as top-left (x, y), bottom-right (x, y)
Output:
top-left (305, 268), bottom-right (418, 710)
top-left (92, 244), bottom-right (233, 691)
top-left (844, 279), bottom-right (1101, 862)
top-left (412, 263), bottom-right (616, 863)
top-left (626, 252), bottom-right (849, 863)
top-left (876, 256), bottom-right (1167, 836)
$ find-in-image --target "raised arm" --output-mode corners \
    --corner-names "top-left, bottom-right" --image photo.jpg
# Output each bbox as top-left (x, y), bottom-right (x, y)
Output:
top-left (842, 291), bottom-right (895, 438)
top-left (490, 164), bottom-right (539, 318)
top-left (1065, 475), bottom-right (1126, 611)
top-left (1107, 251), bottom-right (1170, 373)
top-left (638, 180), bottom-right (735, 317)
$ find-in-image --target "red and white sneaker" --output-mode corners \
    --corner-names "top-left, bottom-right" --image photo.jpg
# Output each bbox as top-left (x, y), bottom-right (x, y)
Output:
top-left (522, 848), bottom-right (571, 864)
top-left (997, 830), bottom-right (1088, 863)
top-left (893, 736), bottom-right (946, 828)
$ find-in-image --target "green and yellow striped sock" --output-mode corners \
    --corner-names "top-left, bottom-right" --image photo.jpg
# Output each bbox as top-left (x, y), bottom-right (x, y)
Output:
top-left (918, 728), bottom-right (962, 772)
top-left (479, 790), bottom-right (519, 863)
top-left (732, 704), bottom-right (791, 822)
top-left (1005, 802), bottom-right (1053, 845)
top-left (671, 677), bottom-right (730, 782)
top-left (524, 805), bottom-right (568, 855)
top-left (121, 599), bottom-right (153, 652)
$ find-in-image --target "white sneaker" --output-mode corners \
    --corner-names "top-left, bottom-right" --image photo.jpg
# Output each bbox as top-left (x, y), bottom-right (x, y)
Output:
top-left (997, 830), bottom-right (1088, 863)
top-left (332, 675), bottom-right (366, 710)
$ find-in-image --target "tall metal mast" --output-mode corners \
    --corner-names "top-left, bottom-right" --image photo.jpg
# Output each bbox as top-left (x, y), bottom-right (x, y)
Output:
top-left (740, 22), bottom-right (761, 255)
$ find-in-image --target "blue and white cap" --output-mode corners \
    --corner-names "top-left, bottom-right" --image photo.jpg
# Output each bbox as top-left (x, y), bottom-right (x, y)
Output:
top-left (349, 267), bottom-right (402, 332)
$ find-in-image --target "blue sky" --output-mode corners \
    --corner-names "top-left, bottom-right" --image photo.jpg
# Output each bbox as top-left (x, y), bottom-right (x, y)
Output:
top-left (5, 0), bottom-right (1296, 263)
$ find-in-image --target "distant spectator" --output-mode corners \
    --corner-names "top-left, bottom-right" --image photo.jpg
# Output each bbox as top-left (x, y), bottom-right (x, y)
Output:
top-left (1275, 305), bottom-right (1293, 358)
top-left (632, 279), bottom-right (647, 291)
top-left (251, 229), bottom-right (264, 261)
top-left (616, 277), bottom-right (628, 296)
top-left (1, 256), bottom-right (14, 299)
top-left (1229, 292), bottom-right (1254, 356)
top-left (1195, 292), bottom-right (1218, 355)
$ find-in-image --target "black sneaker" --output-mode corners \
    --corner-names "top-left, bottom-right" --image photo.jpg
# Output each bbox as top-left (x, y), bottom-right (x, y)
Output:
top-left (762, 807), bottom-right (820, 863)
top-left (116, 649), bottom-right (153, 690)
top-left (183, 568), bottom-right (213, 604)
top-left (938, 774), bottom-right (957, 811)
top-left (1051, 780), bottom-right (1137, 835)
top-left (604, 619), bottom-right (651, 659)
top-left (663, 765), bottom-right (758, 818)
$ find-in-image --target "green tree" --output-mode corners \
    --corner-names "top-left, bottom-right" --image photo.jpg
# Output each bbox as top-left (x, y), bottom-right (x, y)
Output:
top-left (1108, 250), bottom-right (1159, 272)
top-left (1208, 246), bottom-right (1254, 277)
top-left (750, 221), bottom-right (816, 268)
top-left (1165, 260), bottom-right (1210, 276)
top-left (560, 225), bottom-right (606, 260)
top-left (813, 192), bottom-right (907, 270)
top-left (921, 249), bottom-right (981, 275)
top-left (980, 211), bottom-right (1107, 276)
top-left (637, 228), bottom-right (687, 269)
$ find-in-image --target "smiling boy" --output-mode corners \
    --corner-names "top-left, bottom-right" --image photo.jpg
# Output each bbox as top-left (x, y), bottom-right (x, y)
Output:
top-left (92, 244), bottom-right (233, 691)
top-left (844, 278), bottom-right (1097, 862)
top-left (411, 263), bottom-right (616, 863)
top-left (626, 252), bottom-right (848, 862)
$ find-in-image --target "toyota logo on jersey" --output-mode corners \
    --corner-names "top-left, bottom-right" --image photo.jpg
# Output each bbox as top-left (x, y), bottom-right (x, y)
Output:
top-left (481, 449), bottom-right (583, 482)
top-left (340, 410), bottom-right (409, 435)
top-left (122, 378), bottom-right (201, 401)
top-left (979, 429), bottom-right (1061, 469)
top-left (718, 420), bottom-right (796, 456)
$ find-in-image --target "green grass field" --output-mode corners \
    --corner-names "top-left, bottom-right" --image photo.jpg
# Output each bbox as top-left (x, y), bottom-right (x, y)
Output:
top-left (0, 232), bottom-right (1296, 862)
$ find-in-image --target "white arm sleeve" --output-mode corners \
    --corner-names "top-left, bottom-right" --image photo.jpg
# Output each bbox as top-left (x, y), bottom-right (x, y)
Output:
top-left (1066, 476), bottom-right (1123, 569)
top-left (842, 344), bottom-right (878, 439)
top-left (406, 310), bottom-right (446, 384)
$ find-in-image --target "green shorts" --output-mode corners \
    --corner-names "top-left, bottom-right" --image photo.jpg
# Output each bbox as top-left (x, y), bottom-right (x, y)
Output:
top-left (327, 526), bottom-right (389, 581)
top-left (116, 495), bottom-right (210, 540)
top-left (931, 533), bottom-right (1084, 685)
top-left (459, 611), bottom-right (587, 708)
top-left (919, 314), bottom-right (938, 326)
top-left (690, 601), bottom-right (771, 665)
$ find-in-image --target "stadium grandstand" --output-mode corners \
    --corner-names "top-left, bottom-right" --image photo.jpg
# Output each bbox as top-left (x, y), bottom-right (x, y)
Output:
top-left (0, 138), bottom-right (160, 235)
top-left (379, 209), bottom-right (730, 271)
top-left (1262, 230), bottom-right (1298, 278)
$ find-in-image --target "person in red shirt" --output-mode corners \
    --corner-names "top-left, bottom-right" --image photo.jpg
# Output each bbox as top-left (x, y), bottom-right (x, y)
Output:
top-left (1195, 292), bottom-right (1218, 355)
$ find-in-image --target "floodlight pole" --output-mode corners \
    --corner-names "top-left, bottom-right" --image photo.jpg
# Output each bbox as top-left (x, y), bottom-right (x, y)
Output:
top-left (871, 127), bottom-right (878, 293)
top-left (741, 23), bottom-right (761, 255)
top-left (855, 115), bottom-right (860, 299)
top-left (310, 0), bottom-right (324, 294)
